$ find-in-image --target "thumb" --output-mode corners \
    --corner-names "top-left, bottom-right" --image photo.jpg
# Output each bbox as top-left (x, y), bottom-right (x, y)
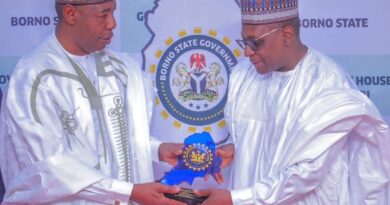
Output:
top-left (159, 184), bottom-right (181, 194)
top-left (194, 189), bottom-right (211, 197)
top-left (175, 148), bottom-right (183, 156)
top-left (216, 149), bottom-right (227, 157)
top-left (174, 144), bottom-right (184, 155)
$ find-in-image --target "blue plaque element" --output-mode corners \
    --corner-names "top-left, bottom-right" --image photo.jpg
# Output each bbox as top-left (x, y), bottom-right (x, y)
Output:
top-left (160, 132), bottom-right (222, 185)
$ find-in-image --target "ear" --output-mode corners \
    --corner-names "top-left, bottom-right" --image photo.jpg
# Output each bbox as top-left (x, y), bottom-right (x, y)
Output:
top-left (282, 25), bottom-right (294, 47)
top-left (63, 4), bottom-right (78, 25)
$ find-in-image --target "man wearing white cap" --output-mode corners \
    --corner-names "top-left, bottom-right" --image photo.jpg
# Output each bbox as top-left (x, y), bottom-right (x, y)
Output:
top-left (196, 0), bottom-right (390, 204)
top-left (0, 0), bottom-right (186, 204)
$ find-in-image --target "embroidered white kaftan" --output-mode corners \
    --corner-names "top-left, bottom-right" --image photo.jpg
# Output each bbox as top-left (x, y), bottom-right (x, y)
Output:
top-left (0, 33), bottom-right (159, 204)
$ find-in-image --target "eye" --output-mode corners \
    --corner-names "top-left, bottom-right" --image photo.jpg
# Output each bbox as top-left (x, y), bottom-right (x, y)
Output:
top-left (244, 38), bottom-right (255, 46)
top-left (97, 11), bottom-right (110, 19)
top-left (253, 39), bottom-right (264, 49)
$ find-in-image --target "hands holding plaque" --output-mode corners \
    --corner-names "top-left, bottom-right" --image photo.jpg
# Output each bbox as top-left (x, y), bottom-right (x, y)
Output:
top-left (160, 132), bottom-right (222, 186)
top-left (158, 132), bottom-right (233, 205)
top-left (155, 132), bottom-right (234, 205)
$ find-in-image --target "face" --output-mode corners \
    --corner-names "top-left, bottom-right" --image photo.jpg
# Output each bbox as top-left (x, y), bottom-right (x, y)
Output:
top-left (239, 23), bottom-right (286, 74)
top-left (72, 0), bottom-right (117, 55)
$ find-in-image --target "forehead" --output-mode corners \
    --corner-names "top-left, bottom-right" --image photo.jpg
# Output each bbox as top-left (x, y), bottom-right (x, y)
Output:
top-left (241, 23), bottom-right (273, 37)
top-left (83, 0), bottom-right (116, 13)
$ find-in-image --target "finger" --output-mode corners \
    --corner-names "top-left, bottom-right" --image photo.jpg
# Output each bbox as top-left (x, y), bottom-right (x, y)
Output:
top-left (216, 149), bottom-right (225, 157)
top-left (193, 189), bottom-right (211, 197)
top-left (158, 184), bottom-right (181, 194)
top-left (217, 172), bottom-right (224, 183)
top-left (212, 172), bottom-right (223, 184)
top-left (174, 148), bottom-right (183, 156)
top-left (164, 159), bottom-right (175, 166)
top-left (212, 173), bottom-right (220, 184)
top-left (219, 172), bottom-right (224, 182)
top-left (204, 174), bottom-right (209, 182)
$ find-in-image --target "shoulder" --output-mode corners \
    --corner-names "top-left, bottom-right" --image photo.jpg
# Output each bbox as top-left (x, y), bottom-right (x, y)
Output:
top-left (305, 49), bottom-right (347, 77)
top-left (302, 48), bottom-right (356, 89)
top-left (10, 34), bottom-right (66, 84)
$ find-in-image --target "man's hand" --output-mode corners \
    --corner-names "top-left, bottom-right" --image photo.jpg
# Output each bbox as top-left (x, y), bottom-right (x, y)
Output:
top-left (130, 182), bottom-right (186, 205)
top-left (217, 143), bottom-right (234, 168)
top-left (194, 188), bottom-right (233, 205)
top-left (158, 143), bottom-right (184, 166)
top-left (210, 143), bottom-right (234, 184)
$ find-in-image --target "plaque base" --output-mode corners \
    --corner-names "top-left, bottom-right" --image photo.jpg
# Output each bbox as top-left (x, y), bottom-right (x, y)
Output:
top-left (164, 188), bottom-right (208, 205)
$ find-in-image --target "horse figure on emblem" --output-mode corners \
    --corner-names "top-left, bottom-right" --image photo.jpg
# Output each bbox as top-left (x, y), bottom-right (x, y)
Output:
top-left (172, 53), bottom-right (224, 102)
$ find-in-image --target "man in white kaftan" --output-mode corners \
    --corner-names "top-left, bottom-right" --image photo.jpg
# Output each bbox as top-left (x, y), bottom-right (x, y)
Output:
top-left (0, 0), bottom-right (185, 204)
top-left (196, 0), bottom-right (390, 204)
top-left (0, 33), bottom-right (152, 204)
top-left (224, 50), bottom-right (390, 205)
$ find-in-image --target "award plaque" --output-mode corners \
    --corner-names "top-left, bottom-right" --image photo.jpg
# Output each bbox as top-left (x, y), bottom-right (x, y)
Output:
top-left (164, 188), bottom-right (207, 205)
top-left (160, 132), bottom-right (222, 205)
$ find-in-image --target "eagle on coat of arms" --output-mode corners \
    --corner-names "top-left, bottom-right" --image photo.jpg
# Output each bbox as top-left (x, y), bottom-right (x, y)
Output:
top-left (171, 53), bottom-right (224, 102)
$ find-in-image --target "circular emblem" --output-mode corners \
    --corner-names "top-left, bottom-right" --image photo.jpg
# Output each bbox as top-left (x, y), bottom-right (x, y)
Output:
top-left (155, 32), bottom-right (238, 126)
top-left (182, 143), bottom-right (213, 171)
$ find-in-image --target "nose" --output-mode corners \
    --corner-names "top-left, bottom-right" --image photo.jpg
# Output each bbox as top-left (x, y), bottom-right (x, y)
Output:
top-left (244, 45), bottom-right (255, 57)
top-left (106, 13), bottom-right (117, 30)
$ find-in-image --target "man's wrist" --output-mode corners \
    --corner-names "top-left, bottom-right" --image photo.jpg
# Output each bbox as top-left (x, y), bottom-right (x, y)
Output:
top-left (150, 137), bottom-right (162, 162)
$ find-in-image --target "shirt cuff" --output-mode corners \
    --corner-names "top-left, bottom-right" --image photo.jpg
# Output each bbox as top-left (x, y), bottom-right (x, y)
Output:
top-left (150, 136), bottom-right (162, 162)
top-left (109, 180), bottom-right (133, 205)
top-left (231, 188), bottom-right (254, 205)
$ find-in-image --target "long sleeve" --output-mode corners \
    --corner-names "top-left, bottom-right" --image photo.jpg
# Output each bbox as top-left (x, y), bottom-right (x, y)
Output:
top-left (231, 122), bottom-right (349, 204)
